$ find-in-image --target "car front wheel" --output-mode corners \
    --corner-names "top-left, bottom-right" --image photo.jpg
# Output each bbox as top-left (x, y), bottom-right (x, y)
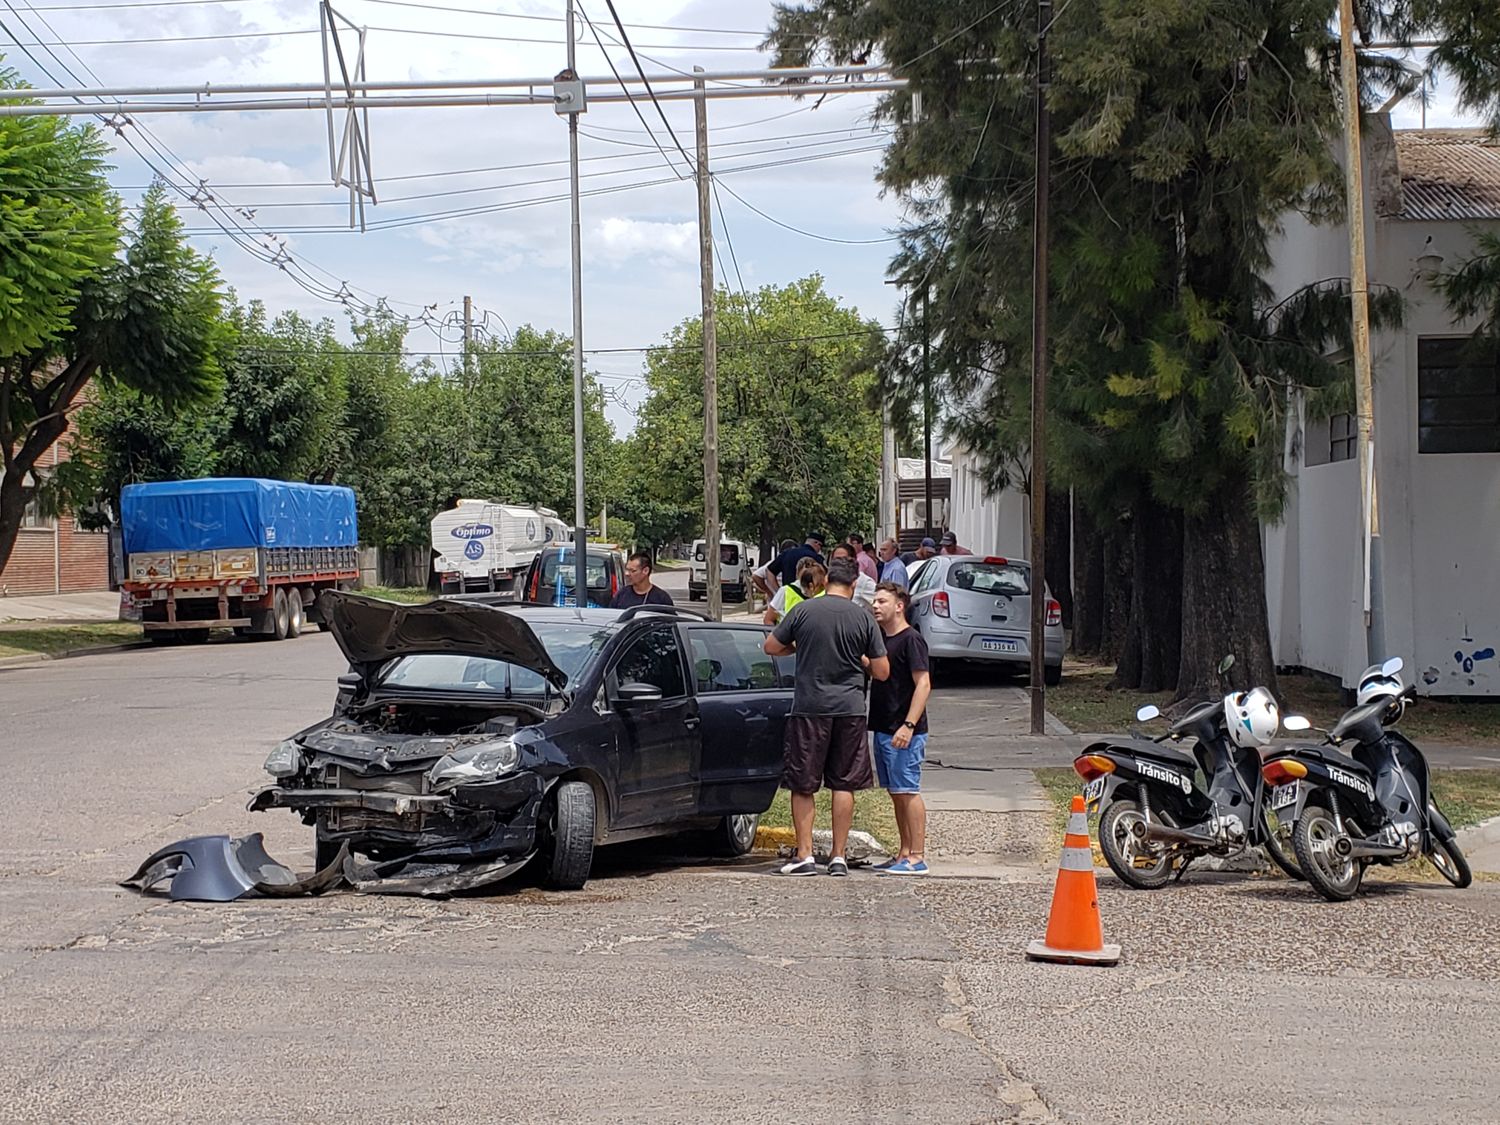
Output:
top-left (543, 780), bottom-right (596, 890)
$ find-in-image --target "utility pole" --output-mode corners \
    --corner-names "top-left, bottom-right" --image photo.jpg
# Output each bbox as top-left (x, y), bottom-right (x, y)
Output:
top-left (695, 68), bottom-right (722, 622)
top-left (1339, 0), bottom-right (1384, 662)
top-left (1028, 0), bottom-right (1052, 735)
top-left (560, 0), bottom-right (588, 607)
top-left (461, 293), bottom-right (473, 386)
top-left (922, 287), bottom-right (934, 539)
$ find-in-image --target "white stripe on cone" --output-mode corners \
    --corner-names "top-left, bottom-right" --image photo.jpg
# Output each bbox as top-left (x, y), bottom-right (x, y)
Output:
top-left (1066, 811), bottom-right (1088, 835)
top-left (1059, 848), bottom-right (1093, 872)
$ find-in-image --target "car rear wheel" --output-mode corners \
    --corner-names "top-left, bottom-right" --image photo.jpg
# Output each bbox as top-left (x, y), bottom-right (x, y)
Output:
top-left (1044, 662), bottom-right (1062, 687)
top-left (543, 780), bottom-right (596, 890)
top-left (710, 813), bottom-right (759, 857)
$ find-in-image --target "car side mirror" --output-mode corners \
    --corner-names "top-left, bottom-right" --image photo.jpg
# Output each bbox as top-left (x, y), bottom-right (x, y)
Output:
top-left (614, 681), bottom-right (664, 706)
top-left (337, 672), bottom-right (362, 690)
top-left (1282, 715), bottom-right (1312, 732)
top-left (1136, 704), bottom-right (1161, 722)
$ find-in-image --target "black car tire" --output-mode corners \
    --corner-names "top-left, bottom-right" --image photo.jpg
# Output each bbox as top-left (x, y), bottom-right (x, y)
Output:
top-left (271, 588), bottom-right (290, 641)
top-left (284, 588), bottom-right (304, 639)
top-left (1044, 662), bottom-right (1062, 687)
top-left (710, 812), bottom-right (760, 857)
top-left (543, 780), bottom-right (596, 890)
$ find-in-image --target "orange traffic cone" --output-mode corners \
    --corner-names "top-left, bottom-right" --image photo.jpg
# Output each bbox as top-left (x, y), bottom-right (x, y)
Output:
top-left (1025, 795), bottom-right (1121, 966)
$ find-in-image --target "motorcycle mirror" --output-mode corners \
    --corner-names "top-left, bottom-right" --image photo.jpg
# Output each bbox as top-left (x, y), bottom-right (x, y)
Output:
top-left (1217, 654), bottom-right (1235, 675)
top-left (1381, 656), bottom-right (1404, 677)
top-left (1136, 704), bottom-right (1161, 722)
top-left (1282, 715), bottom-right (1312, 732)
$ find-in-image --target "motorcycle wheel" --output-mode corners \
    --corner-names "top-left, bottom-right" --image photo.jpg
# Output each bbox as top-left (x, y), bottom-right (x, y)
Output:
top-left (1261, 809), bottom-right (1304, 881)
top-left (1098, 799), bottom-right (1174, 890)
top-left (1292, 799), bottom-right (1364, 902)
top-left (1426, 838), bottom-right (1473, 888)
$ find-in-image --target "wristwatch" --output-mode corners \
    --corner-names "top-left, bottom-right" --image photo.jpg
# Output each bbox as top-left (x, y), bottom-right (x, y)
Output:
top-left (901, 720), bottom-right (917, 731)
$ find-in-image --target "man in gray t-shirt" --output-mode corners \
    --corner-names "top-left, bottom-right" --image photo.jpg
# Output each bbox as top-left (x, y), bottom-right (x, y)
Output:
top-left (764, 558), bottom-right (889, 876)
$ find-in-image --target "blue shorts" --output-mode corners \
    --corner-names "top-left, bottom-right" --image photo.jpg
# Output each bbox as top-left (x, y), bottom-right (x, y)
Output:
top-left (873, 732), bottom-right (928, 794)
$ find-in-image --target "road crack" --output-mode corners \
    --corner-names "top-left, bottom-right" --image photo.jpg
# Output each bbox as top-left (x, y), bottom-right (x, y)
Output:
top-left (938, 970), bottom-right (1059, 1123)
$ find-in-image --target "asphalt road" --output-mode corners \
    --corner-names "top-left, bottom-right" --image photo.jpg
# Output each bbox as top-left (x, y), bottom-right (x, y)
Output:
top-left (3, 636), bottom-right (1500, 1122)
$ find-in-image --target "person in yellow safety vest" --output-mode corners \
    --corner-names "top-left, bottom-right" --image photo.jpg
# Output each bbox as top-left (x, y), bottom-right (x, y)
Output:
top-left (763, 557), bottom-right (828, 626)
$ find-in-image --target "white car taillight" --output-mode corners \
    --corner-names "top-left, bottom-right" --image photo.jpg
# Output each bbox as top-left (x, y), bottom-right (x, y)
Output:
top-left (932, 591), bottom-right (951, 618)
top-left (1045, 599), bottom-right (1062, 627)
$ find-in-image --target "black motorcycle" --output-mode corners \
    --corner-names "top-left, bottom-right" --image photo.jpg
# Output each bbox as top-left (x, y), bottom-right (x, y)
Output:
top-left (1074, 661), bottom-right (1302, 888)
top-left (1262, 658), bottom-right (1472, 901)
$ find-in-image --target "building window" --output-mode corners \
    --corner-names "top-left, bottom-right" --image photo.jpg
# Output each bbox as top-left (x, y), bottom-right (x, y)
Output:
top-left (20, 473), bottom-right (54, 530)
top-left (1304, 412), bottom-right (1355, 467)
top-left (1418, 337), bottom-right (1500, 454)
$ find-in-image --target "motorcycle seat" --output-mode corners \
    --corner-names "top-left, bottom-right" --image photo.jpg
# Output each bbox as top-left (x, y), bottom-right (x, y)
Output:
top-left (1276, 745), bottom-right (1372, 777)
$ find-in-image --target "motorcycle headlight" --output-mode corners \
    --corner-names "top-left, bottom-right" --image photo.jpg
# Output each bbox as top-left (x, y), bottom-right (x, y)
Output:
top-left (427, 740), bottom-right (520, 791)
top-left (264, 739), bottom-right (305, 778)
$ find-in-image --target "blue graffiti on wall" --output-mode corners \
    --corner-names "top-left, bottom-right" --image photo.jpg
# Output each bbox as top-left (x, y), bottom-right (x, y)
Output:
top-left (1454, 647), bottom-right (1496, 675)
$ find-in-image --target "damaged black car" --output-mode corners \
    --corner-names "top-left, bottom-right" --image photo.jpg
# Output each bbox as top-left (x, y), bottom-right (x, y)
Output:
top-left (249, 591), bottom-right (793, 890)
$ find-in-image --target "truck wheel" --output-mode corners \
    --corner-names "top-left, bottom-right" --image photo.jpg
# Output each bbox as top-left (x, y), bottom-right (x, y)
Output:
top-left (271, 589), bottom-right (290, 641)
top-left (284, 588), bottom-right (304, 638)
top-left (542, 781), bottom-right (596, 890)
top-left (147, 630), bottom-right (179, 646)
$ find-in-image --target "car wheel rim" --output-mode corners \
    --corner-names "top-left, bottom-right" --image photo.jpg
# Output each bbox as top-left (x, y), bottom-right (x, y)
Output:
top-left (730, 814), bottom-right (757, 848)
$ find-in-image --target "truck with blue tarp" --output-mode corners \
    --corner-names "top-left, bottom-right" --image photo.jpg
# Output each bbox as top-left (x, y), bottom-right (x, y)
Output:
top-left (118, 478), bottom-right (360, 641)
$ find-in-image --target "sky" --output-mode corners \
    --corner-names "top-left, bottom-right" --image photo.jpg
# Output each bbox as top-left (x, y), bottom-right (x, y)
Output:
top-left (0, 0), bottom-right (1480, 436)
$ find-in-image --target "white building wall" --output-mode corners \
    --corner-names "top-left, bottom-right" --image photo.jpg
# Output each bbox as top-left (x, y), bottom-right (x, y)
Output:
top-left (949, 445), bottom-right (1030, 558)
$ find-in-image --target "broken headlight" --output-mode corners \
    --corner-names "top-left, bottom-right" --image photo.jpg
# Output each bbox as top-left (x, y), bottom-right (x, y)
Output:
top-left (264, 739), bottom-right (305, 779)
top-left (427, 740), bottom-right (520, 791)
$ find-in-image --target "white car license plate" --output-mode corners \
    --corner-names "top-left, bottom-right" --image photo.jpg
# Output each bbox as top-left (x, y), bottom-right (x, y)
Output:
top-left (1270, 782), bottom-right (1299, 810)
top-left (1082, 777), bottom-right (1106, 805)
top-left (981, 637), bottom-right (1019, 654)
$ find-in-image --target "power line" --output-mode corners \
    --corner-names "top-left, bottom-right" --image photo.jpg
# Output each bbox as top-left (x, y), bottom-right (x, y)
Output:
top-left (715, 179), bottom-right (900, 244)
top-left (576, 0), bottom-right (688, 181)
top-left (600, 0), bottom-right (696, 173)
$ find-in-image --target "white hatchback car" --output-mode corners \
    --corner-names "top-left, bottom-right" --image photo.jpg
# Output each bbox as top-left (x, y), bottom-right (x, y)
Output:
top-left (906, 555), bottom-right (1064, 684)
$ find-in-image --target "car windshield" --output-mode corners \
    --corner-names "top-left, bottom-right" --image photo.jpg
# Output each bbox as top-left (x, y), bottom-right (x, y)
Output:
top-left (539, 553), bottom-right (610, 590)
top-left (947, 561), bottom-right (1030, 595)
top-left (377, 621), bottom-right (612, 695)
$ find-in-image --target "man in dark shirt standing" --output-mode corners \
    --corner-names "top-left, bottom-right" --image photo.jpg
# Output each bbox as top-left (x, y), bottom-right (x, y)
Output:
top-left (610, 552), bottom-right (674, 609)
top-left (766, 532), bottom-right (825, 591)
top-left (869, 581), bottom-right (932, 874)
top-left (763, 558), bottom-right (889, 876)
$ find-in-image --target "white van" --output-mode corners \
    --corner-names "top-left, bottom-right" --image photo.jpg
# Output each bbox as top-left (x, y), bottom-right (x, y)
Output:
top-left (689, 538), bottom-right (751, 604)
top-left (431, 501), bottom-right (548, 596)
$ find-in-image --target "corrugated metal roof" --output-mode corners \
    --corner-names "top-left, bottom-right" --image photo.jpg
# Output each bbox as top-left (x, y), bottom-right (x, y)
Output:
top-left (1395, 129), bottom-right (1500, 222)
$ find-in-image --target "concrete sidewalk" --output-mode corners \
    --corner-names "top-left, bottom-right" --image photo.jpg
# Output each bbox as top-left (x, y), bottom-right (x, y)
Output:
top-left (0, 590), bottom-right (121, 624)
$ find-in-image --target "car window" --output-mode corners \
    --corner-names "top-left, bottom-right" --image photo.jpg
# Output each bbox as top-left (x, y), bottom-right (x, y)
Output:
top-left (946, 560), bottom-right (1030, 595)
top-left (910, 559), bottom-right (941, 594)
top-left (610, 624), bottom-right (686, 699)
top-left (688, 627), bottom-right (779, 693)
top-left (539, 552), bottom-right (611, 589)
top-left (378, 621), bottom-right (611, 694)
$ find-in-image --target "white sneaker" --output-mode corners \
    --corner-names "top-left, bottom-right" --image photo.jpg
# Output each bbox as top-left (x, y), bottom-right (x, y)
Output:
top-left (779, 856), bottom-right (817, 876)
top-left (826, 856), bottom-right (849, 877)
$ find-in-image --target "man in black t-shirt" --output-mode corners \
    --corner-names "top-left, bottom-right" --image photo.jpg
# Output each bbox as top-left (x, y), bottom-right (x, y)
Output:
top-left (869, 581), bottom-right (932, 875)
top-left (610, 552), bottom-right (674, 609)
top-left (765, 532), bottom-right (826, 592)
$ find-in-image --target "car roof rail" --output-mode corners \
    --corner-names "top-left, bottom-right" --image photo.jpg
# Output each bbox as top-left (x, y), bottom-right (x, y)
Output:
top-left (616, 604), bottom-right (710, 623)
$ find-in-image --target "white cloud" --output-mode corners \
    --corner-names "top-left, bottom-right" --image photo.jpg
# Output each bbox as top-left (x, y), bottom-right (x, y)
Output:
top-left (593, 216), bottom-right (698, 266)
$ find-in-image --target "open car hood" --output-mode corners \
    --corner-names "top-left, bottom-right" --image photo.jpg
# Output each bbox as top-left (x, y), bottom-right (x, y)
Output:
top-left (319, 590), bottom-right (569, 689)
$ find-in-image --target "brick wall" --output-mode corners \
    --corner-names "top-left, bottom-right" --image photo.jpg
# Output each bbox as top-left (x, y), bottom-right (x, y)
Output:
top-left (0, 403), bottom-right (111, 597)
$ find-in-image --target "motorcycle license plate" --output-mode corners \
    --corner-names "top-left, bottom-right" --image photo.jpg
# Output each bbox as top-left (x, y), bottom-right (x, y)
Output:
top-left (1270, 782), bottom-right (1299, 810)
top-left (1082, 777), bottom-right (1106, 808)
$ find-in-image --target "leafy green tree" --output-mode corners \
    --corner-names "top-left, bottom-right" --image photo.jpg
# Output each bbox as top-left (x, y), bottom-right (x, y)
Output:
top-left (626, 276), bottom-right (883, 558)
top-left (0, 81), bottom-right (226, 571)
top-left (771, 1), bottom-right (1408, 698)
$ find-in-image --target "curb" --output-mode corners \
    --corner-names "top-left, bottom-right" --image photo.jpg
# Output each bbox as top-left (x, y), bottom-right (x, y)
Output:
top-left (753, 826), bottom-right (797, 852)
top-left (0, 640), bottom-right (149, 672)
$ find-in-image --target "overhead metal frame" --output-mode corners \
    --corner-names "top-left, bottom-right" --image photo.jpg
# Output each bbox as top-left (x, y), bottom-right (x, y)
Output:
top-left (320, 1), bottom-right (376, 230)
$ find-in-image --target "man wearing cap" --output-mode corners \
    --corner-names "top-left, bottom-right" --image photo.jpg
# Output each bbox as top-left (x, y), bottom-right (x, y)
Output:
top-left (900, 537), bottom-right (937, 568)
top-left (766, 532), bottom-right (826, 593)
top-left (938, 531), bottom-right (972, 556)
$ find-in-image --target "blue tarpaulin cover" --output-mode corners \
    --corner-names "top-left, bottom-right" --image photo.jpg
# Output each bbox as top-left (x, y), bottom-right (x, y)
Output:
top-left (122, 478), bottom-right (359, 553)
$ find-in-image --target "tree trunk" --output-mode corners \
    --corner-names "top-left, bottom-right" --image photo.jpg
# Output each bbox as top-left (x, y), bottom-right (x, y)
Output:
top-left (0, 466), bottom-right (28, 578)
top-left (1099, 522), bottom-right (1132, 666)
top-left (1071, 505), bottom-right (1104, 656)
top-left (1045, 486), bottom-right (1072, 630)
top-left (1175, 481), bottom-right (1278, 702)
top-left (1113, 497), bottom-right (1183, 693)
